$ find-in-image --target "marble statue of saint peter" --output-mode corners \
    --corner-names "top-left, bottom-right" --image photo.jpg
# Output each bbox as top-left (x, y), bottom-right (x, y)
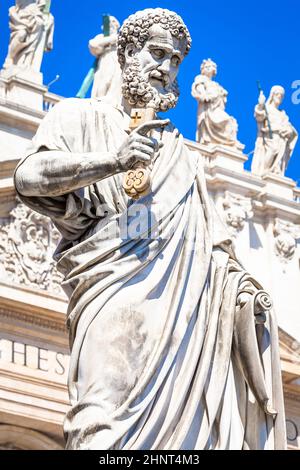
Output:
top-left (14, 8), bottom-right (286, 450)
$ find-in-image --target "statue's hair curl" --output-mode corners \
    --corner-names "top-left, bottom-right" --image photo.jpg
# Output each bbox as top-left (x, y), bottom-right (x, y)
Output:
top-left (117, 8), bottom-right (191, 69)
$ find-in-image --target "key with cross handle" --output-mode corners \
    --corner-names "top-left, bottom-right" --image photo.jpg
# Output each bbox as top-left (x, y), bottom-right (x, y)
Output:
top-left (123, 107), bottom-right (169, 199)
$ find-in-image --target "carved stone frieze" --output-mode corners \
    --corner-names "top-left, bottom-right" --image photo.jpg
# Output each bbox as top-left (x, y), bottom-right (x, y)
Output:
top-left (0, 307), bottom-right (67, 333)
top-left (0, 200), bottom-right (63, 295)
top-left (273, 219), bottom-right (300, 263)
top-left (222, 191), bottom-right (253, 235)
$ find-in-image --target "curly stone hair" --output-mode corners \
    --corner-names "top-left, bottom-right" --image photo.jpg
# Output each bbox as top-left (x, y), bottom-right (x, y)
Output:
top-left (117, 8), bottom-right (192, 69)
top-left (200, 58), bottom-right (217, 75)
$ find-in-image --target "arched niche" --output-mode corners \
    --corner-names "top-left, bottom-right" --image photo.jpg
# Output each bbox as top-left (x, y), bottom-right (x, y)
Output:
top-left (0, 425), bottom-right (63, 450)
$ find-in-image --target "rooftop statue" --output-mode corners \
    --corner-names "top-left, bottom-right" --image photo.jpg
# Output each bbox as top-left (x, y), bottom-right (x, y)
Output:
top-left (14, 8), bottom-right (285, 450)
top-left (251, 86), bottom-right (298, 176)
top-left (192, 58), bottom-right (243, 149)
top-left (88, 15), bottom-right (122, 105)
top-left (3, 0), bottom-right (54, 73)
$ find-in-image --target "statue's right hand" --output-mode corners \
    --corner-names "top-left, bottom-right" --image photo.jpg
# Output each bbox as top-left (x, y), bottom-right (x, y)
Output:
top-left (115, 119), bottom-right (169, 172)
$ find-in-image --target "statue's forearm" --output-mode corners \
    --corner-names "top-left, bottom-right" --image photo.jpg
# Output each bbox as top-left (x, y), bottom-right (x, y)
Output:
top-left (89, 35), bottom-right (116, 56)
top-left (15, 150), bottom-right (120, 197)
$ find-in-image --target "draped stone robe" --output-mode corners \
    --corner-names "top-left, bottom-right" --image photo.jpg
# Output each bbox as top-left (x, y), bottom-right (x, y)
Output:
top-left (15, 98), bottom-right (286, 450)
top-left (4, 2), bottom-right (54, 72)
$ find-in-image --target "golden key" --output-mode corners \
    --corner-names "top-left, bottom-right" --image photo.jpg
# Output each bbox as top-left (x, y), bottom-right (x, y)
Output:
top-left (123, 107), bottom-right (156, 200)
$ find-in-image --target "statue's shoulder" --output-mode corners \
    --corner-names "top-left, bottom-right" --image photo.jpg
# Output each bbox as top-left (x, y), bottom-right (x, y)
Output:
top-left (43, 98), bottom-right (121, 135)
top-left (50, 97), bottom-right (112, 117)
top-left (194, 74), bottom-right (207, 85)
top-left (45, 98), bottom-right (86, 119)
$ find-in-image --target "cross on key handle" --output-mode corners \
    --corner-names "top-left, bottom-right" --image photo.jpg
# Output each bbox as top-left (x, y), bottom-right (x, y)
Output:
top-left (123, 107), bottom-right (156, 199)
top-left (129, 108), bottom-right (156, 132)
top-left (130, 110), bottom-right (143, 128)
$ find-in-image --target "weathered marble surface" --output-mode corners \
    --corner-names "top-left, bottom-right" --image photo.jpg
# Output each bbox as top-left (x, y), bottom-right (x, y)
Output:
top-left (14, 8), bottom-right (286, 450)
top-left (251, 86), bottom-right (298, 176)
top-left (0, 200), bottom-right (63, 294)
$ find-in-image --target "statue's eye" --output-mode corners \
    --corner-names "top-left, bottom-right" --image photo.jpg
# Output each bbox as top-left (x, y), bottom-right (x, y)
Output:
top-left (171, 55), bottom-right (181, 67)
top-left (151, 49), bottom-right (165, 59)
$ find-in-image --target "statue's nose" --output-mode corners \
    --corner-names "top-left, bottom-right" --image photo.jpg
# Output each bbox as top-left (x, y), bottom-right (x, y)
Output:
top-left (158, 58), bottom-right (171, 74)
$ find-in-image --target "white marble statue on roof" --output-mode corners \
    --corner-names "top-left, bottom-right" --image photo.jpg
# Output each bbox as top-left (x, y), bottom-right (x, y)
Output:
top-left (14, 7), bottom-right (286, 450)
top-left (251, 86), bottom-right (298, 176)
top-left (192, 58), bottom-right (243, 149)
top-left (3, 0), bottom-right (54, 73)
top-left (88, 15), bottom-right (122, 105)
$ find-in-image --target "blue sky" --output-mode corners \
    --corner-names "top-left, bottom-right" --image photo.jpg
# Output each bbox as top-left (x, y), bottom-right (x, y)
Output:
top-left (0, 0), bottom-right (299, 182)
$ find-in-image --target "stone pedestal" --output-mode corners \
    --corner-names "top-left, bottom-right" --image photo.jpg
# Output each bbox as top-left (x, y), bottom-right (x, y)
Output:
top-left (1, 66), bottom-right (43, 84)
top-left (262, 173), bottom-right (296, 200)
top-left (187, 140), bottom-right (247, 172)
top-left (0, 67), bottom-right (47, 111)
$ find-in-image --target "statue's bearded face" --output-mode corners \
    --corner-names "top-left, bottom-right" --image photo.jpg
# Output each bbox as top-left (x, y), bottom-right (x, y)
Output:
top-left (272, 90), bottom-right (284, 107)
top-left (122, 25), bottom-right (186, 112)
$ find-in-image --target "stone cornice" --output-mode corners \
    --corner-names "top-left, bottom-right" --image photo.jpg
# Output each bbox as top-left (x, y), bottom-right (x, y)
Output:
top-left (0, 98), bottom-right (44, 131)
top-left (0, 159), bottom-right (19, 180)
top-left (279, 328), bottom-right (300, 385)
top-left (186, 139), bottom-right (248, 162)
top-left (0, 308), bottom-right (67, 334)
top-left (279, 328), bottom-right (300, 356)
top-left (205, 165), bottom-right (300, 221)
top-left (283, 389), bottom-right (300, 403)
top-left (0, 180), bottom-right (16, 217)
top-left (0, 74), bottom-right (47, 93)
top-left (0, 369), bottom-right (68, 399)
top-left (0, 282), bottom-right (67, 334)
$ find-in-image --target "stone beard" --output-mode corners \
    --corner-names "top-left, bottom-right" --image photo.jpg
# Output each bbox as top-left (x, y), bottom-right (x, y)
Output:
top-left (121, 57), bottom-right (180, 112)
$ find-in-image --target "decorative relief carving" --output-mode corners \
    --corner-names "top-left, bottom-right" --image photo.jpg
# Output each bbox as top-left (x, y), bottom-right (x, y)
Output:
top-left (0, 200), bottom-right (64, 295)
top-left (273, 219), bottom-right (300, 263)
top-left (222, 191), bottom-right (253, 235)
